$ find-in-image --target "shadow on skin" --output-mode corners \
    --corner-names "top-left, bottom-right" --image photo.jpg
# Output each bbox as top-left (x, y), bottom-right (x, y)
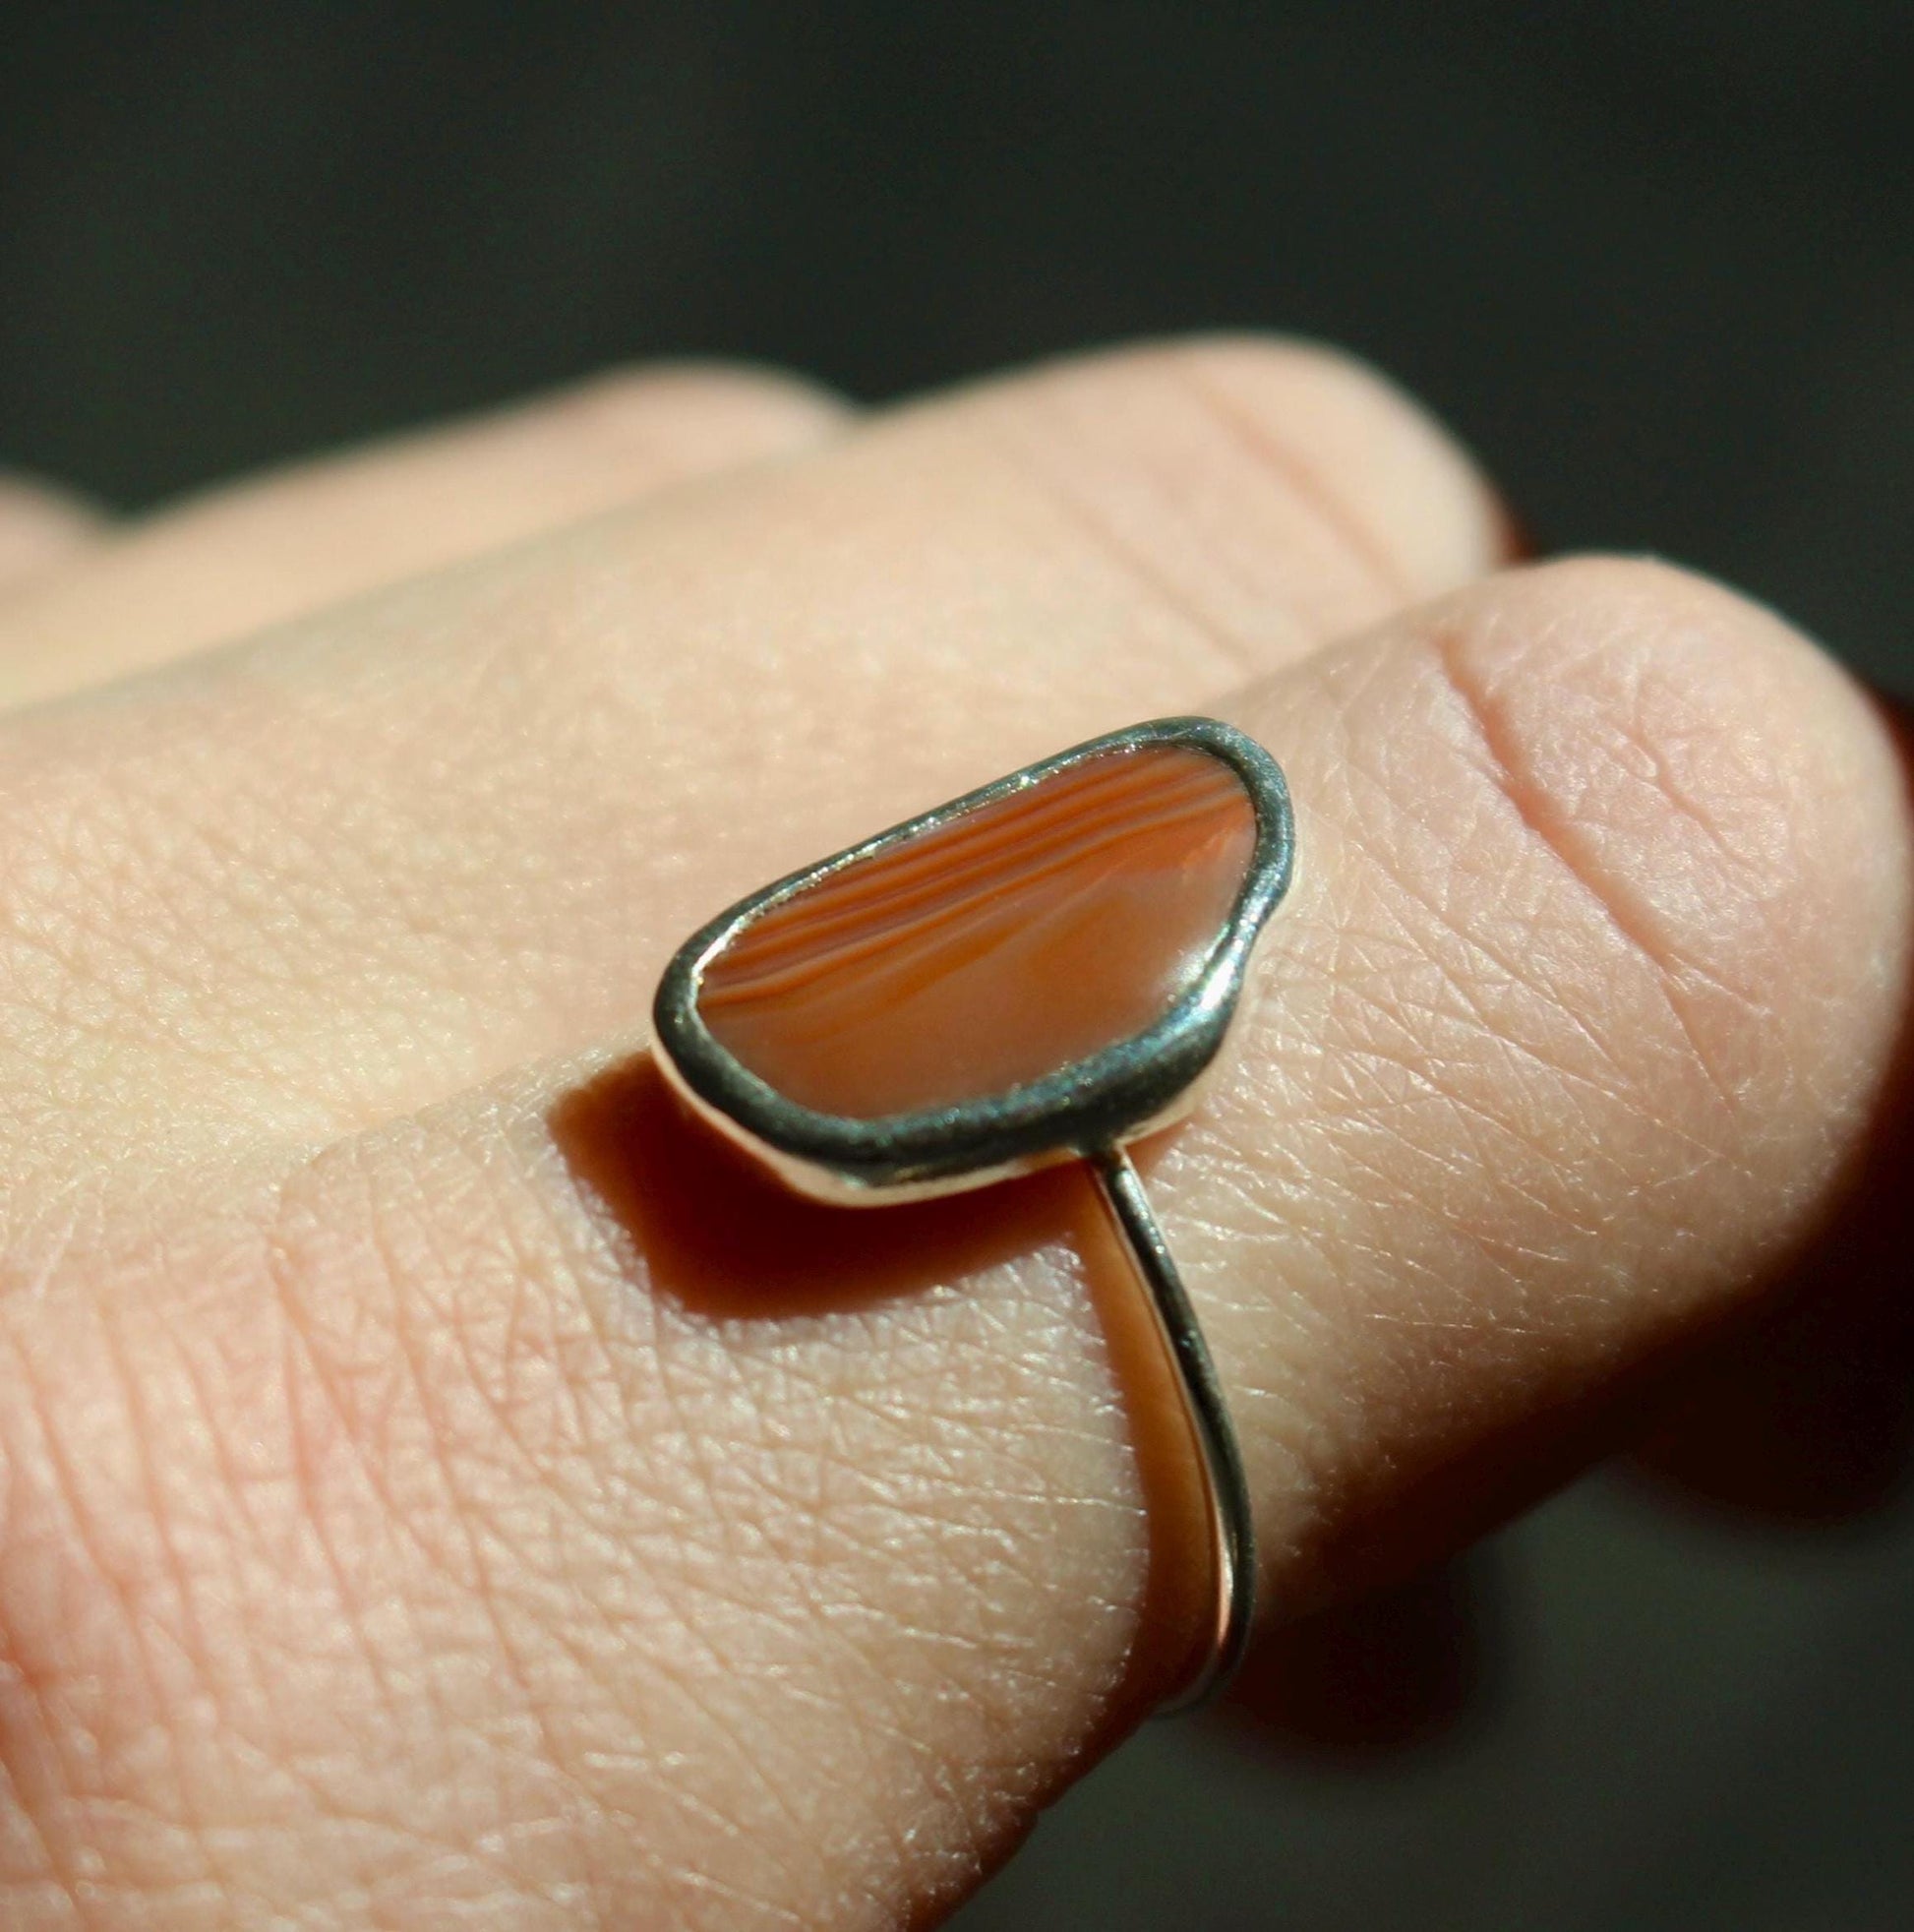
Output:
top-left (548, 1049), bottom-right (1089, 1319)
top-left (548, 1049), bottom-right (1218, 1719)
top-left (544, 1057), bottom-right (1558, 1748)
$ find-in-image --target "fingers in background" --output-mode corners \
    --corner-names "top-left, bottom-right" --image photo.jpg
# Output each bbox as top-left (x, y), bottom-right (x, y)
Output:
top-left (0, 336), bottom-right (1506, 1175)
top-left (0, 472), bottom-right (103, 593)
top-left (0, 362), bottom-right (849, 706)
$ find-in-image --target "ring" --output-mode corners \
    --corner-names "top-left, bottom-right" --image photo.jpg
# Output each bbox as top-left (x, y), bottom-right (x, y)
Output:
top-left (652, 716), bottom-right (1296, 1710)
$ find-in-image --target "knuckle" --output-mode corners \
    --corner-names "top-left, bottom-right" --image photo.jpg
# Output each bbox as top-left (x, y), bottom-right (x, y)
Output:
top-left (1171, 332), bottom-right (1507, 588)
top-left (1206, 555), bottom-right (1909, 1564)
top-left (1434, 554), bottom-right (1904, 1059)
top-left (1285, 549), bottom-right (1910, 1246)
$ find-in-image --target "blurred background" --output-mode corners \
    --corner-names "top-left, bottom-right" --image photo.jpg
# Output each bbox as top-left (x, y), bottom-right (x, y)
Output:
top-left (3, 3), bottom-right (1911, 1925)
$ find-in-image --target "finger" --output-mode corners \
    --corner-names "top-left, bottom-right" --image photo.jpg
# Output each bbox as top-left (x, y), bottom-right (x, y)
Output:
top-left (2, 559), bottom-right (1904, 1927)
top-left (0, 472), bottom-right (104, 592)
top-left (0, 363), bottom-right (849, 705)
top-left (0, 337), bottom-right (1506, 1176)
top-left (1628, 1101), bottom-right (1914, 1523)
top-left (1626, 693), bottom-right (1914, 1525)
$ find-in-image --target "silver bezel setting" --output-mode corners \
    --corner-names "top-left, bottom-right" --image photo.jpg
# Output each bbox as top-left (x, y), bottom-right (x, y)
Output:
top-left (652, 715), bottom-right (1295, 1204)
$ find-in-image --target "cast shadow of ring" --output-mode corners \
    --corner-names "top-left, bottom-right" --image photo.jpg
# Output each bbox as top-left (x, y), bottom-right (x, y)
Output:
top-left (549, 1048), bottom-right (1226, 1723)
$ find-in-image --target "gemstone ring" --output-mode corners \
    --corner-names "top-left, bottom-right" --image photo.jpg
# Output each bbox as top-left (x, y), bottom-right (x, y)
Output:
top-left (652, 717), bottom-right (1295, 1709)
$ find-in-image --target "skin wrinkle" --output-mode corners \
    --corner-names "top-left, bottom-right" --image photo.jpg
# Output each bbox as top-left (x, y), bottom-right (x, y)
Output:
top-left (368, 1104), bottom-right (1107, 1926)
top-left (0, 1529), bottom-right (80, 1924)
top-left (1431, 621), bottom-right (1751, 1118)
top-left (6, 1522), bottom-right (163, 1916)
top-left (311, 1329), bottom-right (698, 1901)
top-left (417, 1186), bottom-right (629, 1532)
top-left (1484, 617), bottom-right (1788, 893)
top-left (1172, 356), bottom-right (1421, 610)
top-left (131, 1346), bottom-right (416, 1913)
top-left (1246, 905), bottom-right (1588, 1251)
top-left (1166, 572), bottom-right (1900, 1614)
top-left (256, 1202), bottom-right (607, 1913)
top-left (1333, 971), bottom-right (1663, 1178)
top-left (19, 1327), bottom-right (181, 1710)
top-left (1338, 644), bottom-right (1741, 1179)
top-left (271, 1317), bottom-right (436, 1791)
top-left (727, 1346), bottom-right (1103, 1900)
top-left (1333, 799), bottom-right (1652, 1104)
top-left (1321, 660), bottom-right (1714, 1146)
top-left (564, 1113), bottom-right (1135, 1730)
top-left (972, 406), bottom-right (1299, 689)
top-left (321, 1215), bottom-right (593, 1896)
top-left (1310, 883), bottom-right (1663, 1187)
top-left (85, 1296), bottom-right (244, 1911)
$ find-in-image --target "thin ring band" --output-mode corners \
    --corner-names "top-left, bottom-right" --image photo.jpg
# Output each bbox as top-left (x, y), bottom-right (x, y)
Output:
top-left (1088, 1145), bottom-right (1255, 1711)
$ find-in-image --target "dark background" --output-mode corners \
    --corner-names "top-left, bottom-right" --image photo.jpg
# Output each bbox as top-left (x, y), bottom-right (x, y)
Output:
top-left (3, 4), bottom-right (1912, 1926)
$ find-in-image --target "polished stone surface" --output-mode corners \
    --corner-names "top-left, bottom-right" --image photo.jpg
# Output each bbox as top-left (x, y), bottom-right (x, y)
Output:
top-left (696, 744), bottom-right (1257, 1119)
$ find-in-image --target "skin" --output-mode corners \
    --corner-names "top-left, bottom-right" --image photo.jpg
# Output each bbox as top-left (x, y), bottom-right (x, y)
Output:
top-left (0, 336), bottom-right (1904, 1929)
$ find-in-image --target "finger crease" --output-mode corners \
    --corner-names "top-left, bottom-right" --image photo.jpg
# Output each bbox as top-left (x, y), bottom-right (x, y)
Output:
top-left (978, 416), bottom-right (1305, 684)
top-left (1172, 360), bottom-right (1420, 608)
top-left (1426, 625), bottom-right (1741, 1116)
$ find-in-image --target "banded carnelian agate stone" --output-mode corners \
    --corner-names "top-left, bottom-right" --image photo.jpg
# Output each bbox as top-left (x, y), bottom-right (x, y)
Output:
top-left (696, 744), bottom-right (1257, 1120)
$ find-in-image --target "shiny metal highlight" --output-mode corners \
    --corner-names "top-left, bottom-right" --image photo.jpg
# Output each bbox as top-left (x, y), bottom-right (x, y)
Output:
top-left (1089, 1145), bottom-right (1255, 1709)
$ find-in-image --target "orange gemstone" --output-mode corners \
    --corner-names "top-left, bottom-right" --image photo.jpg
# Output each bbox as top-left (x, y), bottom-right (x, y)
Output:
top-left (695, 744), bottom-right (1258, 1120)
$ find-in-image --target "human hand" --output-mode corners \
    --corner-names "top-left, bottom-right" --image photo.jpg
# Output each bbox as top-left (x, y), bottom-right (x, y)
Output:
top-left (0, 337), bottom-right (1903, 1928)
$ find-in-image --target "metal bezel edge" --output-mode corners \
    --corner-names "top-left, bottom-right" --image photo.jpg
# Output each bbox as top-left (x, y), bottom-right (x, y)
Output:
top-left (650, 716), bottom-right (1295, 1202)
